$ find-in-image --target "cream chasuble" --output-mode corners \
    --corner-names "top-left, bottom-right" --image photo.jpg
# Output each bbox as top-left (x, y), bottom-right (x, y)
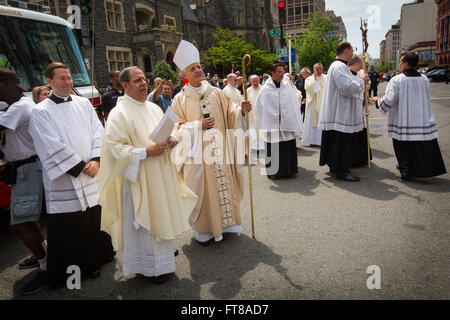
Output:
top-left (99, 96), bottom-right (197, 252)
top-left (304, 74), bottom-right (326, 128)
top-left (171, 81), bottom-right (245, 239)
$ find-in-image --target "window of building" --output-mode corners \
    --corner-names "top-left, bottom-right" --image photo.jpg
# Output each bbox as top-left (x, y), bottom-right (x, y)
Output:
top-left (295, 6), bottom-right (302, 15)
top-left (237, 10), bottom-right (243, 25)
top-left (302, 5), bottom-right (309, 15)
top-left (106, 47), bottom-right (132, 73)
top-left (135, 5), bottom-right (155, 31)
top-left (288, 7), bottom-right (294, 17)
top-left (45, 0), bottom-right (71, 19)
top-left (105, 0), bottom-right (126, 32)
top-left (164, 15), bottom-right (177, 27)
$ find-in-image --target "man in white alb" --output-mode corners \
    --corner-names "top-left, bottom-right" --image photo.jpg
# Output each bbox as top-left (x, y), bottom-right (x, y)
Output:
top-left (318, 42), bottom-right (369, 182)
top-left (29, 62), bottom-right (115, 288)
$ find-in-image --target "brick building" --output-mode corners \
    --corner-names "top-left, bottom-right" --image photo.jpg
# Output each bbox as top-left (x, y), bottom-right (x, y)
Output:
top-left (283, 0), bottom-right (326, 36)
top-left (435, 0), bottom-right (450, 65)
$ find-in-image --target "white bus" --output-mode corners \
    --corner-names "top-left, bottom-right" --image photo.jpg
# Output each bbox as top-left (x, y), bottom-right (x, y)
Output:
top-left (0, 4), bottom-right (99, 109)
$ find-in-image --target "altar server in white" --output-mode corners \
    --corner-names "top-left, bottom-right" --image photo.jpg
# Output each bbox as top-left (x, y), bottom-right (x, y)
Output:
top-left (318, 42), bottom-right (369, 182)
top-left (372, 52), bottom-right (446, 180)
top-left (29, 62), bottom-right (114, 288)
top-left (255, 60), bottom-right (303, 179)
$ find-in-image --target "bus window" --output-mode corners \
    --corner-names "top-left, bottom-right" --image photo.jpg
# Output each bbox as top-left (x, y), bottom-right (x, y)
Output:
top-left (0, 20), bottom-right (32, 90)
top-left (7, 17), bottom-right (91, 88)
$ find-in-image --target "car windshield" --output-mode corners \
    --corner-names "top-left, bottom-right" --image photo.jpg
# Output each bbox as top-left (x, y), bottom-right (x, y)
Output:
top-left (0, 16), bottom-right (90, 90)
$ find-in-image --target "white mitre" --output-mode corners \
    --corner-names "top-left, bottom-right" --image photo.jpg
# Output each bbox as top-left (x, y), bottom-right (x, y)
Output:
top-left (173, 40), bottom-right (200, 71)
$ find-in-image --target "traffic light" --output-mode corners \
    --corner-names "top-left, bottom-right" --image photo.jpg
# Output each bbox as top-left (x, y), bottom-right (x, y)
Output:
top-left (278, 1), bottom-right (286, 47)
top-left (80, 0), bottom-right (91, 14)
top-left (278, 1), bottom-right (286, 25)
top-left (382, 61), bottom-right (384, 65)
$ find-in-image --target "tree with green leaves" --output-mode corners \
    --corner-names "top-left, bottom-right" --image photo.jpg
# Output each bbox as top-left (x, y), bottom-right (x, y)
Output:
top-left (203, 27), bottom-right (277, 76)
top-left (291, 12), bottom-right (340, 72)
top-left (152, 60), bottom-right (177, 83)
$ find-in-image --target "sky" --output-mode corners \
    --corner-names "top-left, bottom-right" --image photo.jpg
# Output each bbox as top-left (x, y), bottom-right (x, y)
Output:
top-left (326, 0), bottom-right (414, 59)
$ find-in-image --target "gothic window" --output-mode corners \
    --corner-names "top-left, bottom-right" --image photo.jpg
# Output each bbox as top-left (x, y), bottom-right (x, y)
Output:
top-left (105, 0), bottom-right (126, 32)
top-left (106, 46), bottom-right (132, 73)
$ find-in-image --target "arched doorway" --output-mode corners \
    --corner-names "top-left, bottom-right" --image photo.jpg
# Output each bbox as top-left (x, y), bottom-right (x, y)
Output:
top-left (166, 51), bottom-right (176, 71)
top-left (136, 48), bottom-right (153, 76)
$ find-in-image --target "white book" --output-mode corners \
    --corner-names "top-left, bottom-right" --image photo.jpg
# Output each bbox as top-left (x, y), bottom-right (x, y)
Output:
top-left (149, 107), bottom-right (178, 143)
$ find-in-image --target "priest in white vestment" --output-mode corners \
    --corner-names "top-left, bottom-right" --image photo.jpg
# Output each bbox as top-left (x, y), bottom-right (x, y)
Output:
top-left (243, 75), bottom-right (265, 157)
top-left (99, 67), bottom-right (197, 283)
top-left (170, 40), bottom-right (252, 245)
top-left (303, 63), bottom-right (326, 147)
top-left (29, 62), bottom-right (115, 288)
top-left (318, 42), bottom-right (369, 182)
top-left (255, 61), bottom-right (303, 179)
top-left (222, 73), bottom-right (244, 106)
top-left (372, 53), bottom-right (446, 180)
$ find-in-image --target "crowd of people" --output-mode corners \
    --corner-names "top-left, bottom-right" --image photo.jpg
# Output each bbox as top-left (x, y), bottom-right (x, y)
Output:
top-left (0, 40), bottom-right (446, 296)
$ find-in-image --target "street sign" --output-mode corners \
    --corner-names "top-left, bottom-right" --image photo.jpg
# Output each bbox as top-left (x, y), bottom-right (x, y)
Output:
top-left (268, 29), bottom-right (280, 37)
top-left (282, 48), bottom-right (296, 62)
top-left (276, 48), bottom-right (288, 58)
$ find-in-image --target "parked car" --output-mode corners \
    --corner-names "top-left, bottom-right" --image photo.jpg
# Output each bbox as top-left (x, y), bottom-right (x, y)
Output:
top-left (418, 68), bottom-right (428, 74)
top-left (425, 66), bottom-right (447, 76)
top-left (427, 69), bottom-right (447, 82)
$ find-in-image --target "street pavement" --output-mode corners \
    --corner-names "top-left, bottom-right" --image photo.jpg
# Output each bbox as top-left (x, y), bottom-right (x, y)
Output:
top-left (0, 82), bottom-right (449, 300)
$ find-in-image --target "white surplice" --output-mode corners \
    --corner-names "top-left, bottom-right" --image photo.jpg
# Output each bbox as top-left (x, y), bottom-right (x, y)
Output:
top-left (255, 77), bottom-right (303, 143)
top-left (377, 72), bottom-right (438, 141)
top-left (29, 95), bottom-right (103, 214)
top-left (318, 60), bottom-right (365, 133)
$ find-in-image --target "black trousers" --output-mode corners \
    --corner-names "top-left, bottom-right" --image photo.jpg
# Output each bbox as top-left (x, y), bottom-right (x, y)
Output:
top-left (369, 85), bottom-right (378, 97)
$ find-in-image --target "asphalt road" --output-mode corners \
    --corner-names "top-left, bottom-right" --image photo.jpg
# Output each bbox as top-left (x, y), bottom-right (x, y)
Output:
top-left (0, 81), bottom-right (449, 300)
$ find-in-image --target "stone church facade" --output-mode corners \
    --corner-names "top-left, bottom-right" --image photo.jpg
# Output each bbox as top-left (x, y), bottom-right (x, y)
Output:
top-left (182, 0), bottom-right (275, 53)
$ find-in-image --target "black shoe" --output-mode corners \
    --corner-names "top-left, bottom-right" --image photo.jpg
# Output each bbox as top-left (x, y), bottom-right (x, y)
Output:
top-left (88, 269), bottom-right (101, 279)
top-left (337, 172), bottom-right (360, 182)
top-left (18, 255), bottom-right (39, 269)
top-left (149, 273), bottom-right (172, 284)
top-left (174, 249), bottom-right (179, 257)
top-left (21, 271), bottom-right (48, 295)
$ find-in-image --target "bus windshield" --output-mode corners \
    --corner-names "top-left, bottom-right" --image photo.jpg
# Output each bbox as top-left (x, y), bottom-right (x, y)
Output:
top-left (0, 16), bottom-right (90, 90)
